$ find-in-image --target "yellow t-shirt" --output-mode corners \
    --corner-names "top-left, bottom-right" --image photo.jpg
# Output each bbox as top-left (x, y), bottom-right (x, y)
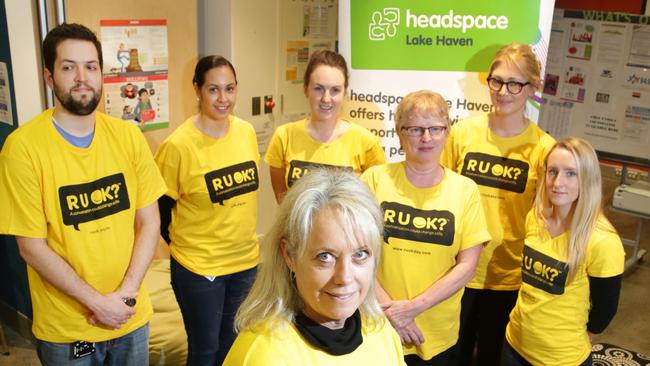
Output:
top-left (506, 212), bottom-right (624, 366)
top-left (441, 114), bottom-right (555, 290)
top-left (0, 109), bottom-right (166, 342)
top-left (361, 163), bottom-right (491, 360)
top-left (154, 116), bottom-right (259, 276)
top-left (223, 319), bottom-right (406, 366)
top-left (264, 118), bottom-right (385, 186)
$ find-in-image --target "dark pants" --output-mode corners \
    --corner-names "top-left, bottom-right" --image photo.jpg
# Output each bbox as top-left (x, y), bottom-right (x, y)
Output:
top-left (405, 344), bottom-right (456, 366)
top-left (171, 258), bottom-right (256, 366)
top-left (455, 288), bottom-right (518, 366)
top-left (500, 341), bottom-right (592, 366)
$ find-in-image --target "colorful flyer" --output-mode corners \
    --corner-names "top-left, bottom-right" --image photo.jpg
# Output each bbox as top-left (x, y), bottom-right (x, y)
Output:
top-left (566, 21), bottom-right (594, 60)
top-left (100, 19), bottom-right (169, 131)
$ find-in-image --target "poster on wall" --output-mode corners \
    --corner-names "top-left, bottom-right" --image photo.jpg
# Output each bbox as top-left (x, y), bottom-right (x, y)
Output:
top-left (539, 10), bottom-right (650, 164)
top-left (0, 62), bottom-right (14, 126)
top-left (100, 19), bottom-right (169, 131)
top-left (339, 0), bottom-right (556, 161)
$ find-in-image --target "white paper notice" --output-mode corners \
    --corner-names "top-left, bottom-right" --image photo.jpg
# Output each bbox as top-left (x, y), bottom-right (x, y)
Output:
top-left (0, 62), bottom-right (14, 126)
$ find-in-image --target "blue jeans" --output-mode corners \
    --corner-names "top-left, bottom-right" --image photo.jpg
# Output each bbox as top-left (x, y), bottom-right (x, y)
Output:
top-left (36, 323), bottom-right (149, 366)
top-left (500, 341), bottom-right (592, 366)
top-left (171, 258), bottom-right (256, 366)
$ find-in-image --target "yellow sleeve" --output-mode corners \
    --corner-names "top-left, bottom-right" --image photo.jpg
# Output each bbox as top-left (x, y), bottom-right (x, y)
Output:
top-left (153, 139), bottom-right (181, 200)
top-left (223, 331), bottom-right (292, 366)
top-left (359, 166), bottom-right (378, 195)
top-left (459, 180), bottom-right (491, 250)
top-left (440, 126), bottom-right (458, 171)
top-left (264, 125), bottom-right (287, 168)
top-left (132, 129), bottom-right (167, 208)
top-left (586, 230), bottom-right (625, 278)
top-left (0, 136), bottom-right (47, 237)
top-left (524, 209), bottom-right (537, 242)
top-left (362, 135), bottom-right (386, 171)
top-left (534, 134), bottom-right (556, 185)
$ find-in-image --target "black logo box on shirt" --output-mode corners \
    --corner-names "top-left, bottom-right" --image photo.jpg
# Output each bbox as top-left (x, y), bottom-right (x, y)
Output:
top-left (461, 152), bottom-right (530, 193)
top-left (58, 173), bottom-right (130, 231)
top-left (204, 161), bottom-right (259, 205)
top-left (287, 160), bottom-right (353, 187)
top-left (381, 201), bottom-right (455, 246)
top-left (522, 245), bottom-right (568, 295)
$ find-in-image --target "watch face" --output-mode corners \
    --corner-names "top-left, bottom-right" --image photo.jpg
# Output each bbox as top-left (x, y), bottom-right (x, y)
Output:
top-left (123, 297), bottom-right (136, 307)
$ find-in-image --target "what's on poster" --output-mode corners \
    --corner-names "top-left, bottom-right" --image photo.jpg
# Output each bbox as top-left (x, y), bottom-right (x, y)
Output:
top-left (100, 19), bottom-right (169, 131)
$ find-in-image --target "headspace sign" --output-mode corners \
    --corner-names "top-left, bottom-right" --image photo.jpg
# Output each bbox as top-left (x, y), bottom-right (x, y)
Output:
top-left (351, 0), bottom-right (539, 71)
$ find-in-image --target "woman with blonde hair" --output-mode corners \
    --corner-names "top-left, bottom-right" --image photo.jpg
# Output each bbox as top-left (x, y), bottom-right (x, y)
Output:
top-left (502, 137), bottom-right (624, 365)
top-left (362, 90), bottom-right (491, 365)
top-left (442, 43), bottom-right (556, 366)
top-left (265, 49), bottom-right (385, 202)
top-left (224, 169), bottom-right (405, 365)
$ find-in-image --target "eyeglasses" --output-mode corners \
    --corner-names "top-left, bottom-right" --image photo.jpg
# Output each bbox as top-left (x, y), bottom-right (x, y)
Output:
top-left (486, 77), bottom-right (530, 94)
top-left (400, 125), bottom-right (447, 137)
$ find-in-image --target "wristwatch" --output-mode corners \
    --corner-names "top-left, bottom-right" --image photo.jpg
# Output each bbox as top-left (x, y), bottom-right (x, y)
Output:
top-left (122, 297), bottom-right (136, 307)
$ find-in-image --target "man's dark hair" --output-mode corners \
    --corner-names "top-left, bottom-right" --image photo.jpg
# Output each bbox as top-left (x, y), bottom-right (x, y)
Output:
top-left (42, 23), bottom-right (103, 73)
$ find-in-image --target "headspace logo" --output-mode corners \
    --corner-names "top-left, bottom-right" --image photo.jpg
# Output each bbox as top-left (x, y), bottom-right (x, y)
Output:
top-left (287, 160), bottom-right (353, 187)
top-left (521, 245), bottom-right (568, 294)
top-left (351, 0), bottom-right (540, 71)
top-left (461, 152), bottom-right (529, 193)
top-left (369, 8), bottom-right (400, 40)
top-left (204, 161), bottom-right (258, 205)
top-left (370, 8), bottom-right (509, 41)
top-left (58, 173), bottom-right (130, 231)
top-left (381, 201), bottom-right (455, 246)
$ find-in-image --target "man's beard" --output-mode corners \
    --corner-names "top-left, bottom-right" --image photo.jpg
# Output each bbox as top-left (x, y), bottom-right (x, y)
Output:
top-left (53, 82), bottom-right (101, 116)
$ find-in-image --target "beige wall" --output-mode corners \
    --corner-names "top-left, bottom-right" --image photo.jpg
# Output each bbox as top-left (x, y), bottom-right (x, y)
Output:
top-left (5, 0), bottom-right (44, 125)
top-left (65, 0), bottom-right (198, 153)
top-left (200, 0), bottom-right (281, 235)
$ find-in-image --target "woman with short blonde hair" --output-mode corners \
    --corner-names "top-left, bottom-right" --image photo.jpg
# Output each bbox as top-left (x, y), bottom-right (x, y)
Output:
top-left (363, 90), bottom-right (490, 365)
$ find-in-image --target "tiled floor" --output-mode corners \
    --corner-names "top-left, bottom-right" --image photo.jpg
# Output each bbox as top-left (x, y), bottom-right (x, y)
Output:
top-left (0, 325), bottom-right (38, 366)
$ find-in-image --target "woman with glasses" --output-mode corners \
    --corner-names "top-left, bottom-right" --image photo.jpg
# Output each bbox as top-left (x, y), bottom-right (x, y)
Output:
top-left (441, 43), bottom-right (556, 366)
top-left (362, 90), bottom-right (491, 366)
top-left (265, 49), bottom-right (385, 203)
top-left (503, 138), bottom-right (624, 366)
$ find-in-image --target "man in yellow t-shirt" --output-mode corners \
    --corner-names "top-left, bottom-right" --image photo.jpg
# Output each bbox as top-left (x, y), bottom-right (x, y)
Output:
top-left (0, 24), bottom-right (165, 365)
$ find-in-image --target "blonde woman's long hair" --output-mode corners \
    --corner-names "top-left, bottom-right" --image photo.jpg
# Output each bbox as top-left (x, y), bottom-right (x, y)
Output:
top-left (534, 137), bottom-right (612, 281)
top-left (234, 169), bottom-right (385, 332)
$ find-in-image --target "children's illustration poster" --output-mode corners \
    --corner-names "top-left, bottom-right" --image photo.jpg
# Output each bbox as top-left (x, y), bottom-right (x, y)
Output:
top-left (100, 19), bottom-right (169, 131)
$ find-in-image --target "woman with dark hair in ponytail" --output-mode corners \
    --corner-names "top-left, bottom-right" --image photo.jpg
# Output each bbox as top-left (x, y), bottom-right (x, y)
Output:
top-left (154, 55), bottom-right (260, 365)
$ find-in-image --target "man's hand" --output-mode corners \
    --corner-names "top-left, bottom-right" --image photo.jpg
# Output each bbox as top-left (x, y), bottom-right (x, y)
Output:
top-left (87, 290), bottom-right (138, 329)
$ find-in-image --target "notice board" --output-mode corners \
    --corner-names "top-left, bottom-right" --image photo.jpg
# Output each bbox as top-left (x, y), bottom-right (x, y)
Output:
top-left (539, 9), bottom-right (650, 166)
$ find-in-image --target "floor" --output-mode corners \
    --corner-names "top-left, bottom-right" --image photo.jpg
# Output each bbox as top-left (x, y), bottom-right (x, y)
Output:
top-left (1, 167), bottom-right (649, 365)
